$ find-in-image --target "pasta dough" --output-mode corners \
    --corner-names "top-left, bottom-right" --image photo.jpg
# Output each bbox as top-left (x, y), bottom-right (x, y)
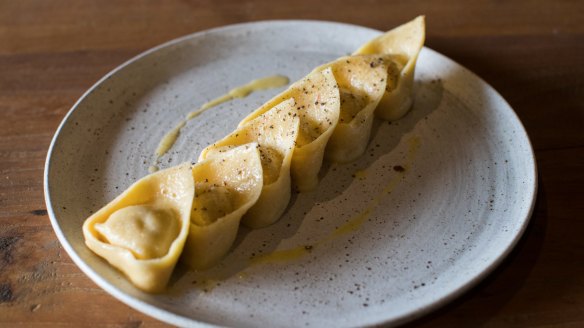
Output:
top-left (83, 17), bottom-right (426, 291)
top-left (83, 164), bottom-right (194, 292)
top-left (182, 143), bottom-right (263, 269)
top-left (354, 15), bottom-right (425, 121)
top-left (199, 99), bottom-right (300, 228)
top-left (313, 55), bottom-right (392, 163)
top-left (238, 68), bottom-right (341, 191)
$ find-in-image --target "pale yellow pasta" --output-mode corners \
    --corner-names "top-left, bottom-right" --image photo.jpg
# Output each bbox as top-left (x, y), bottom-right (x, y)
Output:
top-left (313, 54), bottom-right (393, 162)
top-left (354, 15), bottom-right (425, 121)
top-left (238, 68), bottom-right (340, 191)
top-left (199, 99), bottom-right (299, 228)
top-left (83, 164), bottom-right (194, 293)
top-left (181, 143), bottom-right (263, 270)
top-left (83, 17), bottom-right (427, 289)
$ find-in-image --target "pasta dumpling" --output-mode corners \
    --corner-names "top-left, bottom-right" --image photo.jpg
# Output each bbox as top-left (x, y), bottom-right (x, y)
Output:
top-left (182, 143), bottom-right (263, 270)
top-left (238, 68), bottom-right (340, 191)
top-left (354, 15), bottom-right (425, 121)
top-left (83, 164), bottom-right (194, 292)
top-left (82, 16), bottom-right (427, 290)
top-left (314, 54), bottom-right (392, 163)
top-left (199, 99), bottom-right (300, 228)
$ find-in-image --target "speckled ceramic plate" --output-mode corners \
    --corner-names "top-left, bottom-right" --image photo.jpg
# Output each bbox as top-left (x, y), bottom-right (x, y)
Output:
top-left (44, 21), bottom-right (537, 327)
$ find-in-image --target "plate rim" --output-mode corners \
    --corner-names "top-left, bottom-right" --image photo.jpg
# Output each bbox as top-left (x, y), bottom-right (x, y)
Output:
top-left (44, 19), bottom-right (538, 327)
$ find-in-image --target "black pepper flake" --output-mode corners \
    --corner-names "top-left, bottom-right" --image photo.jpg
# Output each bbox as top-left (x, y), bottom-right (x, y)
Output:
top-left (393, 165), bottom-right (405, 172)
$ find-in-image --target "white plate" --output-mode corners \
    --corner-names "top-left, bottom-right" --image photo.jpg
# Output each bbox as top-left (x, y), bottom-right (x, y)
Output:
top-left (44, 21), bottom-right (537, 327)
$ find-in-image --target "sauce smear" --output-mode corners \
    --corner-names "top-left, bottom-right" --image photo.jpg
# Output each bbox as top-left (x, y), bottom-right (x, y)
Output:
top-left (153, 74), bottom-right (290, 165)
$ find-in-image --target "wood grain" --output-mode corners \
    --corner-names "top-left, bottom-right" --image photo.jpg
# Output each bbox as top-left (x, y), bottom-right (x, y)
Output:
top-left (1, 0), bottom-right (582, 326)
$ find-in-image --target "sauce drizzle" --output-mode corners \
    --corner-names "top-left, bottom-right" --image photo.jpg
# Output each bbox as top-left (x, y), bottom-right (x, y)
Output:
top-left (152, 75), bottom-right (290, 166)
top-left (247, 135), bottom-right (422, 267)
top-left (250, 245), bottom-right (312, 265)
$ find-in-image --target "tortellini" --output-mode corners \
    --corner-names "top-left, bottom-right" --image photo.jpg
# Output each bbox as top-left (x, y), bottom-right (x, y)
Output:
top-left (239, 68), bottom-right (340, 192)
top-left (314, 55), bottom-right (392, 163)
top-left (354, 15), bottom-right (425, 121)
top-left (182, 143), bottom-right (263, 270)
top-left (200, 99), bottom-right (300, 228)
top-left (83, 164), bottom-right (194, 293)
top-left (82, 16), bottom-right (425, 292)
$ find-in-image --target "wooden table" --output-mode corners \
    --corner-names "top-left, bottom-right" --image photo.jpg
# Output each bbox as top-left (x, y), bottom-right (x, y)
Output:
top-left (1, 0), bottom-right (582, 326)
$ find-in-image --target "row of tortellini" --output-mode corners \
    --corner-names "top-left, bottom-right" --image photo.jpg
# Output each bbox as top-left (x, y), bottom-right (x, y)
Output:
top-left (83, 16), bottom-right (425, 292)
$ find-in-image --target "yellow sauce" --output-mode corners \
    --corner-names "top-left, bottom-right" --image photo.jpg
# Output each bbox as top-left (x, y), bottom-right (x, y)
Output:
top-left (407, 135), bottom-right (421, 163)
top-left (186, 75), bottom-right (290, 120)
top-left (148, 165), bottom-right (159, 173)
top-left (334, 207), bottom-right (372, 236)
top-left (354, 168), bottom-right (368, 179)
top-left (237, 271), bottom-right (248, 280)
top-left (332, 136), bottom-right (421, 236)
top-left (243, 135), bottom-right (423, 269)
top-left (191, 270), bottom-right (249, 293)
top-left (193, 135), bottom-right (422, 283)
top-left (152, 75), bottom-right (290, 167)
top-left (250, 245), bottom-right (311, 265)
top-left (155, 121), bottom-right (186, 158)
